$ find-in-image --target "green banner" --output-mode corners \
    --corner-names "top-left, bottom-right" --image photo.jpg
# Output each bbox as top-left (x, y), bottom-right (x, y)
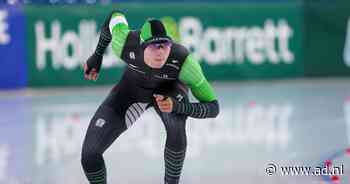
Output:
top-left (303, 1), bottom-right (350, 76)
top-left (25, 3), bottom-right (304, 87)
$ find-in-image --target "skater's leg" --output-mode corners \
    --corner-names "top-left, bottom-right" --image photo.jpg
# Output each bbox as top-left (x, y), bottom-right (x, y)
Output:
top-left (161, 113), bottom-right (188, 184)
top-left (81, 105), bottom-right (126, 184)
top-left (154, 82), bottom-right (189, 184)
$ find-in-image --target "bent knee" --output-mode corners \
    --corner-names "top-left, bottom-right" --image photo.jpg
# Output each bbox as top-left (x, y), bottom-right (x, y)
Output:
top-left (81, 149), bottom-right (102, 167)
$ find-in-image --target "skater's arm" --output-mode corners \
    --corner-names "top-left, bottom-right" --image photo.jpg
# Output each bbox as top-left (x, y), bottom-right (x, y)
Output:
top-left (176, 54), bottom-right (220, 118)
top-left (84, 11), bottom-right (130, 80)
top-left (109, 11), bottom-right (130, 58)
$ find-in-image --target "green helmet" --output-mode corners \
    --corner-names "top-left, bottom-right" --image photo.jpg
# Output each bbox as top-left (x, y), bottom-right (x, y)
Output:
top-left (140, 18), bottom-right (172, 47)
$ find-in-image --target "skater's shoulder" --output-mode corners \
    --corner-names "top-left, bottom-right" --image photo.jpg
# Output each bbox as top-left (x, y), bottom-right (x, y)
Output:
top-left (123, 30), bottom-right (142, 48)
top-left (170, 43), bottom-right (190, 58)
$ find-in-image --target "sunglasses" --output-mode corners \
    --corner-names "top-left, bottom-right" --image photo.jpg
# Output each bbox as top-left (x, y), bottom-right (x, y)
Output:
top-left (147, 41), bottom-right (172, 50)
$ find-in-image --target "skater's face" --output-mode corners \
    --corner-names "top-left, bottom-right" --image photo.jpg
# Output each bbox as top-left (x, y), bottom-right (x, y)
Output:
top-left (144, 41), bottom-right (172, 69)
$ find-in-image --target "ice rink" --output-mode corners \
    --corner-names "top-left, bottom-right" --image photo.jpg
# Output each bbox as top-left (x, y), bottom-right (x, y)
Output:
top-left (1, 78), bottom-right (349, 184)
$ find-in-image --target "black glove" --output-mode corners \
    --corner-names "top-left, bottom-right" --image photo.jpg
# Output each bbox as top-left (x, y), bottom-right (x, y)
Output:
top-left (85, 53), bottom-right (103, 75)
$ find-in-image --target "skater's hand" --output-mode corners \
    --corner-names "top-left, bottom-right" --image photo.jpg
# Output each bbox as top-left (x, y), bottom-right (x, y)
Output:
top-left (154, 94), bottom-right (173, 113)
top-left (83, 54), bottom-right (102, 81)
top-left (83, 63), bottom-right (99, 81)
